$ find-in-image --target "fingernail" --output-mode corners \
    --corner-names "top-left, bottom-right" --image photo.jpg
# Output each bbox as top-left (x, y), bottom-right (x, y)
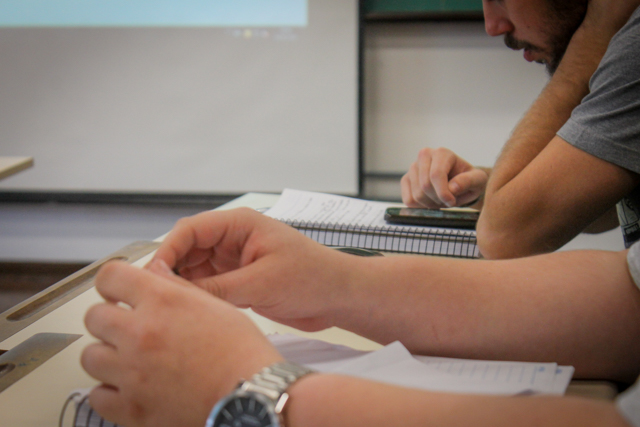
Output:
top-left (149, 259), bottom-right (175, 277)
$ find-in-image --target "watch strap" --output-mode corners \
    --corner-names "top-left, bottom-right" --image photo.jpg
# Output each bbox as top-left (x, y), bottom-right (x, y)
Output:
top-left (240, 361), bottom-right (316, 402)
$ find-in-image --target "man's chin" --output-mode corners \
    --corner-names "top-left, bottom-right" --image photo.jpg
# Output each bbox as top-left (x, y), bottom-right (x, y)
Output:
top-left (545, 53), bottom-right (564, 75)
top-left (525, 52), bottom-right (557, 76)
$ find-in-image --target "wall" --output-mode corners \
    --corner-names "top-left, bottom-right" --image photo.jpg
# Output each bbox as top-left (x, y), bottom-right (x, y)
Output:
top-left (363, 21), bottom-right (547, 197)
top-left (0, 20), bottom-right (624, 262)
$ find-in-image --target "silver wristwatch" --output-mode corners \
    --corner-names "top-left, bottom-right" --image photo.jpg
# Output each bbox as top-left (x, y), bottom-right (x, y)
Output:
top-left (205, 361), bottom-right (316, 427)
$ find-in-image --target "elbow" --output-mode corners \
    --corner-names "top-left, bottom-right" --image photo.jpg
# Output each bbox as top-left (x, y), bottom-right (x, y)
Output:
top-left (475, 209), bottom-right (543, 260)
top-left (475, 189), bottom-right (554, 259)
top-left (474, 189), bottom-right (528, 259)
top-left (475, 214), bottom-right (519, 259)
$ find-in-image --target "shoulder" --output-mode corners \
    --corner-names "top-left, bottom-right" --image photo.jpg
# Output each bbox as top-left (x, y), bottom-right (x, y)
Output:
top-left (592, 6), bottom-right (640, 85)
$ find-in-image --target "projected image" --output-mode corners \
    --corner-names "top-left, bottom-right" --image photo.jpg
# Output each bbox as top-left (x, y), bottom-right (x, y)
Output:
top-left (0, 0), bottom-right (360, 195)
top-left (0, 0), bottom-right (307, 27)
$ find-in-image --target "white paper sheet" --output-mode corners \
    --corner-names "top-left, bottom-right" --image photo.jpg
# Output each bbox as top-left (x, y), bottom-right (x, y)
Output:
top-left (265, 188), bottom-right (395, 227)
top-left (269, 334), bottom-right (573, 396)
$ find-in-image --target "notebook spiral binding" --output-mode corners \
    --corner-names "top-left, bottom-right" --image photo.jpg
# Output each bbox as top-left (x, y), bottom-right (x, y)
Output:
top-left (280, 219), bottom-right (479, 259)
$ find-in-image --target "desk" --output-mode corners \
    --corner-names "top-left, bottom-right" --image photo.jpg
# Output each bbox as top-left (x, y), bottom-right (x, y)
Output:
top-left (0, 156), bottom-right (33, 181)
top-left (0, 193), bottom-right (616, 425)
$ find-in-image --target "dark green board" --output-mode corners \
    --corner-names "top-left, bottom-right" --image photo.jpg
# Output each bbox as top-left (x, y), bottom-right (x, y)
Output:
top-left (365, 0), bottom-right (484, 20)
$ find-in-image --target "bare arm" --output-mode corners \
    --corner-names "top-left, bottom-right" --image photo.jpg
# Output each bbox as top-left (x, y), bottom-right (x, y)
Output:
top-left (583, 206), bottom-right (620, 234)
top-left (288, 374), bottom-right (629, 427)
top-left (81, 253), bottom-right (633, 427)
top-left (478, 138), bottom-right (639, 258)
top-left (153, 209), bottom-right (640, 383)
top-left (336, 248), bottom-right (640, 383)
top-left (479, 2), bottom-right (640, 258)
top-left (82, 210), bottom-right (640, 426)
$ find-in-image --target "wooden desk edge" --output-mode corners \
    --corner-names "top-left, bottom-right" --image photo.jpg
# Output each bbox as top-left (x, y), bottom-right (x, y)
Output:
top-left (0, 157), bottom-right (34, 181)
top-left (566, 380), bottom-right (619, 401)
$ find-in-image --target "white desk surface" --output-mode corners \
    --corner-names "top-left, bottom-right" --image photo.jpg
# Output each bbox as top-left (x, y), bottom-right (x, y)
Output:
top-left (0, 192), bottom-right (380, 426)
top-left (0, 156), bottom-right (33, 181)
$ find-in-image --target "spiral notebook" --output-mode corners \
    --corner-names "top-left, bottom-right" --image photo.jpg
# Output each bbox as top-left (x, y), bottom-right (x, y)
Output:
top-left (265, 189), bottom-right (479, 258)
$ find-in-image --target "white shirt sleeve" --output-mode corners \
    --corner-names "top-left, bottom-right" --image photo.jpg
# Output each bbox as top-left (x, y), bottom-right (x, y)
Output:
top-left (615, 242), bottom-right (640, 425)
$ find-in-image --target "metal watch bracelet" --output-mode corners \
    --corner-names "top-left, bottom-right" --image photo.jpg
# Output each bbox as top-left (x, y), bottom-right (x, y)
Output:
top-left (240, 361), bottom-right (316, 405)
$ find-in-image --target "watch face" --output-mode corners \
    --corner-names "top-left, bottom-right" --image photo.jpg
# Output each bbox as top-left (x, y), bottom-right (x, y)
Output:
top-left (212, 395), bottom-right (279, 427)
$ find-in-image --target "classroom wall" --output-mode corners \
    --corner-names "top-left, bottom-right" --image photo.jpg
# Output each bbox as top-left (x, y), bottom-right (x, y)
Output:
top-left (0, 20), bottom-right (624, 262)
top-left (362, 21), bottom-right (547, 198)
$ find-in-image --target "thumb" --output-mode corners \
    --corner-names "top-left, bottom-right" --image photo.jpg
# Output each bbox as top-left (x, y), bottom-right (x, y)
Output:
top-left (145, 257), bottom-right (239, 302)
top-left (449, 169), bottom-right (488, 197)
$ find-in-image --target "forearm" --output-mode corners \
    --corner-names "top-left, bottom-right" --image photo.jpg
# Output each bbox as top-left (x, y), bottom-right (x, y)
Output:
top-left (486, 24), bottom-right (612, 198)
top-left (476, 137), bottom-right (639, 259)
top-left (334, 250), bottom-right (640, 382)
top-left (478, 24), bottom-right (616, 256)
top-left (288, 374), bottom-right (628, 427)
top-left (583, 207), bottom-right (620, 234)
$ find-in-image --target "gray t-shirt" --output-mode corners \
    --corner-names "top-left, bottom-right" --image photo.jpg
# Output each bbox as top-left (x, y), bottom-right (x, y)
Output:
top-left (557, 6), bottom-right (640, 248)
top-left (617, 241), bottom-right (640, 425)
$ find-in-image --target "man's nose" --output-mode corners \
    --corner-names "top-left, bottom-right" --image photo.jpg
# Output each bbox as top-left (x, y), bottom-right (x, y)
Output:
top-left (483, 1), bottom-right (514, 36)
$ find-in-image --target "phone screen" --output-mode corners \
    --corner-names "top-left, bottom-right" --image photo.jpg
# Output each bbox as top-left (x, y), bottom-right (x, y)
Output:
top-left (384, 207), bottom-right (479, 229)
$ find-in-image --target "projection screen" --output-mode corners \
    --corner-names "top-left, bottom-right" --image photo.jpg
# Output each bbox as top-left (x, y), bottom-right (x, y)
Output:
top-left (0, 0), bottom-right (361, 197)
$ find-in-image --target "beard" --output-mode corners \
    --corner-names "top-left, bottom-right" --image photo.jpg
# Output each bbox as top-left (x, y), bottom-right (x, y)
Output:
top-left (504, 0), bottom-right (587, 75)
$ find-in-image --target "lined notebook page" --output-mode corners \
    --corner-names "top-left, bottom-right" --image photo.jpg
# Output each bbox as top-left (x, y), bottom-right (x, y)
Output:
top-left (265, 188), bottom-right (401, 227)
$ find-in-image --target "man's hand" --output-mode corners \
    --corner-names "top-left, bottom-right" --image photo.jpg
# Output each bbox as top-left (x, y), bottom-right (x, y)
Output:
top-left (150, 208), bottom-right (356, 332)
top-left (401, 147), bottom-right (488, 208)
top-left (81, 260), bottom-right (283, 427)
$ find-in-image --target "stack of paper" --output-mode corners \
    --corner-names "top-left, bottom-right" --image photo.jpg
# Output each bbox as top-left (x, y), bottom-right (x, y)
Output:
top-left (62, 333), bottom-right (574, 426)
top-left (269, 334), bottom-right (574, 395)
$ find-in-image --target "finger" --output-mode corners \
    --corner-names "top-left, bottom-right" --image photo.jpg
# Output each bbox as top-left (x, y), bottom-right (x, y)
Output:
top-left (449, 169), bottom-right (489, 203)
top-left (402, 163), bottom-right (433, 207)
top-left (407, 163), bottom-right (436, 207)
top-left (89, 385), bottom-right (129, 426)
top-left (408, 163), bottom-right (440, 209)
top-left (81, 342), bottom-right (122, 385)
top-left (151, 214), bottom-right (205, 269)
top-left (190, 259), bottom-right (274, 306)
top-left (96, 261), bottom-right (160, 308)
top-left (177, 262), bottom-right (218, 281)
top-left (401, 172), bottom-right (417, 206)
top-left (152, 208), bottom-right (259, 270)
top-left (84, 302), bottom-right (135, 346)
top-left (179, 247), bottom-right (216, 273)
top-left (415, 149), bottom-right (454, 208)
top-left (147, 258), bottom-right (197, 288)
top-left (429, 149), bottom-right (458, 207)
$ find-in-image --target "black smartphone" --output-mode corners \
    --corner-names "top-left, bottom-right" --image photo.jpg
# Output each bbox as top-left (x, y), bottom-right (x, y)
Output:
top-left (384, 207), bottom-right (479, 229)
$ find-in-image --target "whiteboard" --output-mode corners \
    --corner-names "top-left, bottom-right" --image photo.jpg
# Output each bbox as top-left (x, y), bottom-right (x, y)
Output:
top-left (0, 0), bottom-right (360, 196)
